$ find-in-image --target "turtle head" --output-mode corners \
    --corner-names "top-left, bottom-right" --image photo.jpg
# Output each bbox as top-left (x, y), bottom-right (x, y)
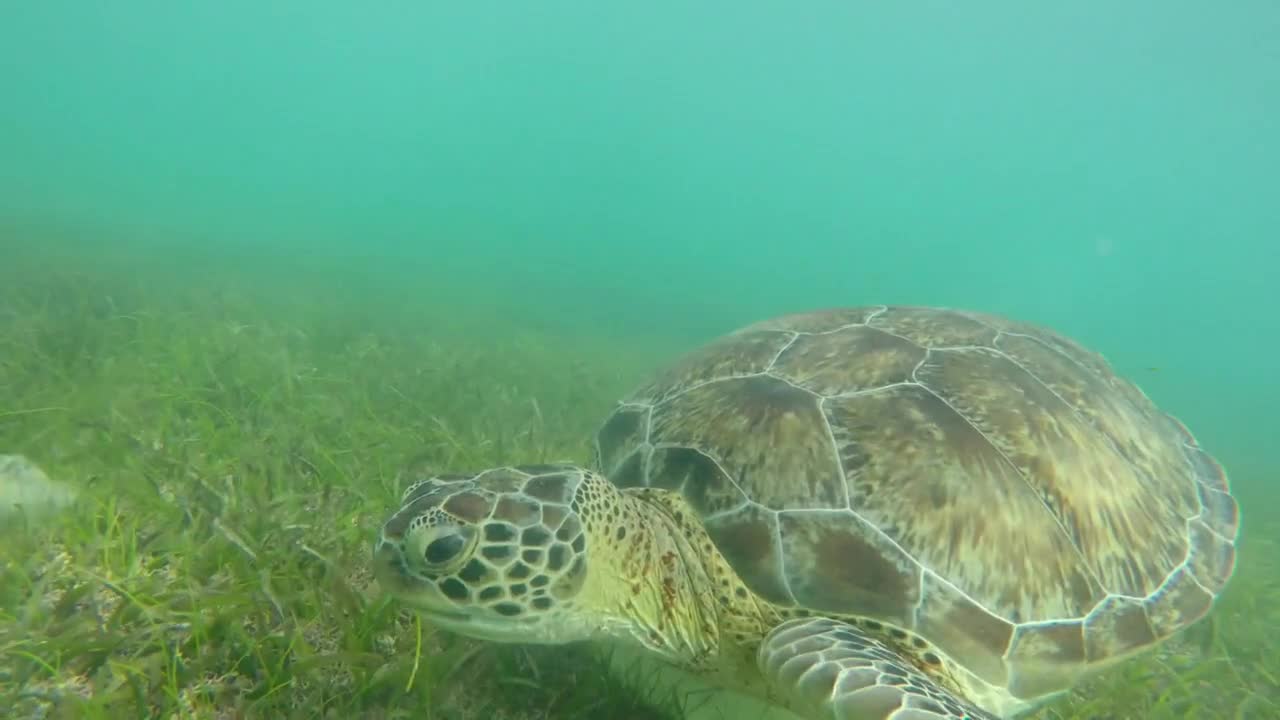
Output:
top-left (373, 464), bottom-right (604, 644)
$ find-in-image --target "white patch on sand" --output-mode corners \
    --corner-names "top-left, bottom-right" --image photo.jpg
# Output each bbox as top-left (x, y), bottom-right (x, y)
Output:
top-left (0, 454), bottom-right (77, 525)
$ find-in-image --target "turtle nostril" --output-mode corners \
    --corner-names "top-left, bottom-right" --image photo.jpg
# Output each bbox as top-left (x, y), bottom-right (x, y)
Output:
top-left (424, 533), bottom-right (466, 565)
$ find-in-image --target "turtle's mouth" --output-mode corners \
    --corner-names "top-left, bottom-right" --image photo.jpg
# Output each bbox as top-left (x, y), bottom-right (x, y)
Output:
top-left (374, 563), bottom-right (478, 624)
top-left (404, 603), bottom-right (474, 623)
top-left (397, 596), bottom-right (560, 644)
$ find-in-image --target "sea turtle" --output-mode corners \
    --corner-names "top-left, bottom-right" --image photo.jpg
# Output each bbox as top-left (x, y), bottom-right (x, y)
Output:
top-left (373, 306), bottom-right (1240, 719)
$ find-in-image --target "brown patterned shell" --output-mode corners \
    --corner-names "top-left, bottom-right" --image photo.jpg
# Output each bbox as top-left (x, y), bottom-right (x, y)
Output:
top-left (593, 306), bottom-right (1239, 702)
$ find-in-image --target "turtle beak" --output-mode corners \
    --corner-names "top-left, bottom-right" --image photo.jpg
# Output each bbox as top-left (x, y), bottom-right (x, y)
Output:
top-left (373, 536), bottom-right (420, 595)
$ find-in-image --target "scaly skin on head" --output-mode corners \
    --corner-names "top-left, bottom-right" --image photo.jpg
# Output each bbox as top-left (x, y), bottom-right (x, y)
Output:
top-left (373, 464), bottom-right (987, 714)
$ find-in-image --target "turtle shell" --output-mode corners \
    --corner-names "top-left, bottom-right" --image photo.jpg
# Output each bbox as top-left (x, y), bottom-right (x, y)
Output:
top-left (593, 306), bottom-right (1239, 702)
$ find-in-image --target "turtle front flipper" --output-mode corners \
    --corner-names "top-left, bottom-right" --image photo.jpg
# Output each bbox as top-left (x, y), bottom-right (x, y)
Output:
top-left (758, 617), bottom-right (999, 720)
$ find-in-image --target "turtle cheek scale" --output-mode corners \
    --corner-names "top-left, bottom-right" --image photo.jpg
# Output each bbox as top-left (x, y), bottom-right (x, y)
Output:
top-left (452, 516), bottom-right (590, 621)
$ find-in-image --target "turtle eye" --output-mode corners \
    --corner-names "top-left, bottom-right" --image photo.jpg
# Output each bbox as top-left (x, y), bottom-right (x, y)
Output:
top-left (425, 533), bottom-right (466, 565)
top-left (408, 525), bottom-right (476, 576)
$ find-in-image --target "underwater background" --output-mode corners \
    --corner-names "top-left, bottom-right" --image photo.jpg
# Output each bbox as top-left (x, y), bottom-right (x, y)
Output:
top-left (2, 2), bottom-right (1277, 718)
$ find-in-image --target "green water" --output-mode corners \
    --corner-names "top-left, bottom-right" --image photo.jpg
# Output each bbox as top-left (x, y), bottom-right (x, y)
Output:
top-left (2, 2), bottom-right (1277, 718)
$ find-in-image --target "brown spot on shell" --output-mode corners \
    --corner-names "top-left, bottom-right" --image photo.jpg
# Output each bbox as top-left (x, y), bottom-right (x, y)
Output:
top-left (826, 384), bottom-right (1102, 622)
top-left (918, 343), bottom-right (1192, 599)
top-left (648, 446), bottom-right (748, 516)
top-left (777, 510), bottom-right (920, 624)
top-left (651, 375), bottom-right (843, 510)
top-left (1082, 595), bottom-right (1156, 663)
top-left (704, 506), bottom-right (793, 605)
top-left (1005, 621), bottom-right (1085, 699)
top-left (596, 404), bottom-right (649, 477)
top-left (608, 450), bottom-right (648, 489)
top-left (771, 326), bottom-right (924, 396)
top-left (914, 572), bottom-right (1013, 686)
